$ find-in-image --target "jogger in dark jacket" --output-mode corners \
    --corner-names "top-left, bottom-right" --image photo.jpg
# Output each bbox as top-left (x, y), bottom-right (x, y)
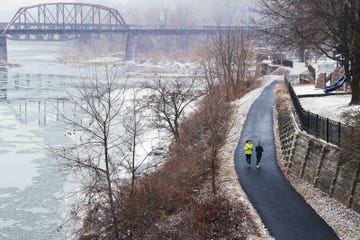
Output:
top-left (255, 140), bottom-right (264, 168)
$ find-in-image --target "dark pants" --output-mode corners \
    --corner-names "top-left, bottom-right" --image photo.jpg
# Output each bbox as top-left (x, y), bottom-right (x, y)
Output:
top-left (245, 154), bottom-right (252, 165)
top-left (256, 153), bottom-right (262, 165)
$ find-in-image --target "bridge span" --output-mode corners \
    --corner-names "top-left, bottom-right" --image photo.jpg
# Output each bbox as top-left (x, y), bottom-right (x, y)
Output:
top-left (0, 2), bottom-right (251, 61)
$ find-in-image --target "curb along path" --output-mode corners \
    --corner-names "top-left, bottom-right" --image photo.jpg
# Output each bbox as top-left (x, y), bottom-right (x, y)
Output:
top-left (234, 80), bottom-right (339, 240)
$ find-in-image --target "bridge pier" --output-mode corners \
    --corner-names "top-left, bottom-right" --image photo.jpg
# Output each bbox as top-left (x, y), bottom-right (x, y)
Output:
top-left (125, 33), bottom-right (136, 61)
top-left (0, 35), bottom-right (7, 62)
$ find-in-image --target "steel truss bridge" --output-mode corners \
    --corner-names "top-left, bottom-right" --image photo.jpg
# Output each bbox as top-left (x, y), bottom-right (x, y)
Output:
top-left (1, 3), bottom-right (128, 41)
top-left (0, 2), bottom-right (250, 60)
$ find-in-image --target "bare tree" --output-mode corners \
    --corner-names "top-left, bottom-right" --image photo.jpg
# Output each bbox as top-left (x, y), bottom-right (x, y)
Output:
top-left (202, 87), bottom-right (232, 195)
top-left (197, 30), bottom-right (256, 193)
top-left (121, 88), bottom-right (153, 191)
top-left (200, 30), bottom-right (256, 101)
top-left (54, 65), bottom-right (125, 239)
top-left (253, 0), bottom-right (360, 104)
top-left (144, 76), bottom-right (203, 143)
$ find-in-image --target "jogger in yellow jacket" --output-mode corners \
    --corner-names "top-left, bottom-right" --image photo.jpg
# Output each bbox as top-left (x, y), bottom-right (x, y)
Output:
top-left (244, 140), bottom-right (254, 167)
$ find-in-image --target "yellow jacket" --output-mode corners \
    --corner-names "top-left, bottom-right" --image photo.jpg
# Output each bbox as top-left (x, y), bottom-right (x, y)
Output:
top-left (244, 143), bottom-right (254, 155)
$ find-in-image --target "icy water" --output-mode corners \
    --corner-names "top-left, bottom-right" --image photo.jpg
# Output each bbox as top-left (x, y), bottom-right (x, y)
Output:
top-left (0, 41), bottom-right (88, 240)
top-left (0, 40), bottom-right (194, 240)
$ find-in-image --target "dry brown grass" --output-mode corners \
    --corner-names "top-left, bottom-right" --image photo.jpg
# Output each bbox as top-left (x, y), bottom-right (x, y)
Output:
top-left (274, 82), bottom-right (290, 102)
top-left (111, 83), bottom-right (260, 239)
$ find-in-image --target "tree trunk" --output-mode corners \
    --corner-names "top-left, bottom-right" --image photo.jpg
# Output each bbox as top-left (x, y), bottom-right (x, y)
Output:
top-left (104, 137), bottom-right (120, 239)
top-left (350, 78), bottom-right (360, 105)
top-left (299, 47), bottom-right (305, 63)
top-left (350, 56), bottom-right (360, 105)
top-left (211, 142), bottom-right (217, 195)
top-left (131, 133), bottom-right (136, 190)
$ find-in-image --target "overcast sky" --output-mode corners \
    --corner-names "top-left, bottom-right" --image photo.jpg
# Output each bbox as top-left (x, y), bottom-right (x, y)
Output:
top-left (0, 0), bottom-right (253, 25)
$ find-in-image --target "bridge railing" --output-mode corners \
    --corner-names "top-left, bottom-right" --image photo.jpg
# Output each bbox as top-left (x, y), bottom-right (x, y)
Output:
top-left (6, 23), bottom-right (126, 30)
top-left (285, 77), bottom-right (346, 146)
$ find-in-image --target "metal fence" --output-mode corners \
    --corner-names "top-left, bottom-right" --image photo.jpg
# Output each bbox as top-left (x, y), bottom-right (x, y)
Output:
top-left (285, 79), bottom-right (346, 146)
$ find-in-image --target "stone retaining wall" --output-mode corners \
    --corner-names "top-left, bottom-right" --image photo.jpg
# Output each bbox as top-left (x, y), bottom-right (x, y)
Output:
top-left (276, 106), bottom-right (360, 214)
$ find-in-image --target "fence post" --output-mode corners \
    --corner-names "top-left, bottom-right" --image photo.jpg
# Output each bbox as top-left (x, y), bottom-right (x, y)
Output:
top-left (307, 110), bottom-right (310, 132)
top-left (326, 118), bottom-right (329, 143)
top-left (316, 114), bottom-right (319, 137)
top-left (338, 122), bottom-right (341, 145)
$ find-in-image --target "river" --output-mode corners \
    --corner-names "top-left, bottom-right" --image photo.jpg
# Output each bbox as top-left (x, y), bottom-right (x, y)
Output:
top-left (0, 40), bottom-right (99, 240)
top-left (0, 40), bottom-right (196, 240)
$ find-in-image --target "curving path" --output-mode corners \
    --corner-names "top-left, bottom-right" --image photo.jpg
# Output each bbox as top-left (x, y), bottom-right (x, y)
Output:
top-left (234, 79), bottom-right (339, 240)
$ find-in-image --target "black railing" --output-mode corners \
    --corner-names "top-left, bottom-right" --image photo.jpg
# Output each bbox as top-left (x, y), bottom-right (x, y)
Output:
top-left (285, 78), bottom-right (345, 145)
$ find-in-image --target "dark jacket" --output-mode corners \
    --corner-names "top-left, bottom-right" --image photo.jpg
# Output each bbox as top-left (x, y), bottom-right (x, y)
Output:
top-left (256, 145), bottom-right (263, 155)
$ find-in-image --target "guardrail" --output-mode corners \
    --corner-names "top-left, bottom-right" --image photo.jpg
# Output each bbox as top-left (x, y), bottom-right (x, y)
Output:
top-left (285, 78), bottom-right (346, 145)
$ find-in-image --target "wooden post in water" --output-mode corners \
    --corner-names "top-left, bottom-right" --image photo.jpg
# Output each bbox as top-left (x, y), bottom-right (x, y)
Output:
top-left (38, 101), bottom-right (41, 125)
top-left (24, 100), bottom-right (27, 123)
top-left (19, 102), bottom-right (22, 120)
top-left (43, 100), bottom-right (46, 126)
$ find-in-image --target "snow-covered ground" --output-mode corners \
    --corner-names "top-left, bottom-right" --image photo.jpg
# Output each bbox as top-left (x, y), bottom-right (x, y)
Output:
top-left (286, 61), bottom-right (359, 123)
top-left (298, 93), bottom-right (358, 123)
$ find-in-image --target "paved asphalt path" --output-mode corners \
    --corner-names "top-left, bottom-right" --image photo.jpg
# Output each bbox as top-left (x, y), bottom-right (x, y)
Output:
top-left (234, 80), bottom-right (339, 240)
